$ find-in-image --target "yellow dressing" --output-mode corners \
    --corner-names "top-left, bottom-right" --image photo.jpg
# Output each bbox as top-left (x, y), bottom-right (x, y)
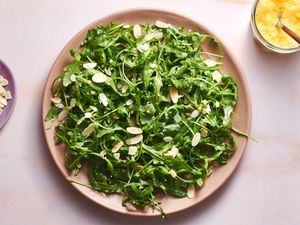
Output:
top-left (255, 0), bottom-right (300, 48)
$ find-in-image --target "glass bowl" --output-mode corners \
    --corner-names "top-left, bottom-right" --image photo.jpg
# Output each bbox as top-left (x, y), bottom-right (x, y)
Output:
top-left (251, 0), bottom-right (300, 54)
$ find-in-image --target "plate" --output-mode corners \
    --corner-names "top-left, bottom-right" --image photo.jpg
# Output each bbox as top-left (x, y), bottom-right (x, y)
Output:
top-left (0, 59), bottom-right (16, 129)
top-left (42, 9), bottom-right (252, 216)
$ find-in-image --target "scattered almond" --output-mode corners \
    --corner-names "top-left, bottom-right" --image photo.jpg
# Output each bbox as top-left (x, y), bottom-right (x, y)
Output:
top-left (212, 71), bottom-right (222, 82)
top-left (57, 109), bottom-right (68, 122)
top-left (99, 150), bottom-right (106, 158)
top-left (70, 98), bottom-right (76, 108)
top-left (92, 72), bottom-right (107, 83)
top-left (128, 146), bottom-right (138, 155)
top-left (70, 74), bottom-right (76, 82)
top-left (89, 105), bottom-right (98, 112)
top-left (112, 141), bottom-right (124, 153)
top-left (187, 184), bottom-right (195, 198)
top-left (99, 93), bottom-right (108, 106)
top-left (204, 59), bottom-right (217, 67)
top-left (126, 134), bottom-right (143, 145)
top-left (155, 20), bottom-right (170, 28)
top-left (163, 136), bottom-right (173, 142)
top-left (169, 169), bottom-right (177, 178)
top-left (113, 153), bottom-right (120, 160)
top-left (82, 123), bottom-right (98, 137)
top-left (51, 97), bottom-right (61, 104)
top-left (191, 110), bottom-right (199, 118)
top-left (84, 112), bottom-right (92, 118)
top-left (169, 87), bottom-right (179, 103)
top-left (133, 24), bottom-right (142, 39)
top-left (164, 145), bottom-right (179, 158)
top-left (125, 99), bottom-right (133, 106)
top-left (191, 132), bottom-right (201, 146)
top-left (83, 62), bottom-right (97, 69)
top-left (126, 126), bottom-right (143, 134)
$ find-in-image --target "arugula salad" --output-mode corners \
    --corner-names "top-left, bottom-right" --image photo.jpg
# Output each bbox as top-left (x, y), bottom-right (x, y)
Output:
top-left (46, 20), bottom-right (239, 217)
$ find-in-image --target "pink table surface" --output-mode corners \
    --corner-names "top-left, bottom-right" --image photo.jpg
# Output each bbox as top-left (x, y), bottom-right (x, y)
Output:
top-left (1, 0), bottom-right (300, 224)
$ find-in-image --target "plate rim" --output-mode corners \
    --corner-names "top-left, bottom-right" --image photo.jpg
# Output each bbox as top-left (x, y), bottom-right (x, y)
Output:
top-left (42, 8), bottom-right (252, 217)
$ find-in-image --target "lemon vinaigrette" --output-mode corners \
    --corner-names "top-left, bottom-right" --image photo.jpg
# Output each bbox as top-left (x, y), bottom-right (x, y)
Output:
top-left (255, 0), bottom-right (300, 49)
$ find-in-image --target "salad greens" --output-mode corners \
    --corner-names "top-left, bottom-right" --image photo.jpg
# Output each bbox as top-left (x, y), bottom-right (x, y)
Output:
top-left (46, 21), bottom-right (239, 217)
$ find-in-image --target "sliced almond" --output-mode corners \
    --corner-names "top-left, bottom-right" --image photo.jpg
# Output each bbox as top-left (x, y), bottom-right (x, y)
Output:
top-left (128, 146), bottom-right (138, 155)
top-left (187, 184), bottom-right (195, 198)
top-left (99, 150), bottom-right (106, 158)
top-left (169, 87), bottom-right (179, 103)
top-left (215, 101), bottom-right (220, 108)
top-left (0, 86), bottom-right (5, 95)
top-left (92, 72), bottom-right (107, 83)
top-left (163, 136), bottom-right (173, 142)
top-left (169, 169), bottom-right (177, 178)
top-left (137, 43), bottom-right (149, 53)
top-left (201, 99), bottom-right (208, 105)
top-left (83, 62), bottom-right (97, 69)
top-left (56, 103), bottom-right (64, 109)
top-left (70, 98), bottom-right (76, 108)
top-left (125, 99), bottom-right (133, 106)
top-left (153, 32), bottom-right (163, 39)
top-left (126, 134), bottom-right (143, 145)
top-left (84, 112), bottom-right (92, 118)
top-left (89, 105), bottom-right (98, 112)
top-left (155, 20), bottom-right (170, 28)
top-left (133, 24), bottom-right (142, 39)
top-left (113, 153), bottom-right (120, 160)
top-left (191, 110), bottom-right (199, 118)
top-left (144, 33), bottom-right (154, 41)
top-left (57, 109), bottom-right (68, 122)
top-left (191, 132), bottom-right (201, 147)
top-left (82, 123), bottom-right (98, 137)
top-left (70, 74), bottom-right (76, 82)
top-left (0, 78), bottom-right (8, 86)
top-left (112, 141), bottom-right (124, 153)
top-left (204, 59), bottom-right (217, 67)
top-left (126, 127), bottom-right (143, 134)
top-left (164, 145), bottom-right (179, 158)
top-left (123, 24), bottom-right (131, 28)
top-left (121, 85), bottom-right (129, 93)
top-left (212, 71), bottom-right (222, 82)
top-left (202, 104), bottom-right (211, 114)
top-left (0, 97), bottom-right (7, 106)
top-left (51, 97), bottom-right (61, 104)
top-left (99, 93), bottom-right (108, 106)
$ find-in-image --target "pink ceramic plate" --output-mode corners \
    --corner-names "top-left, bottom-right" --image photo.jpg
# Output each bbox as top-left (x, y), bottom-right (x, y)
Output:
top-left (42, 9), bottom-right (252, 216)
